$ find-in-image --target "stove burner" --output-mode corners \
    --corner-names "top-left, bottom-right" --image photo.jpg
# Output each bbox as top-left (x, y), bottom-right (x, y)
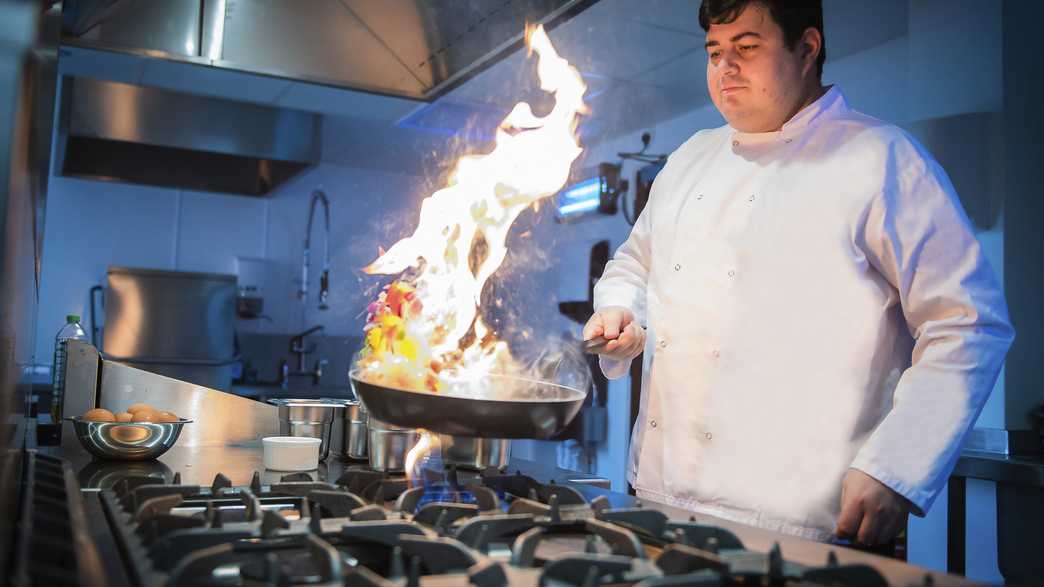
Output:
top-left (93, 466), bottom-right (895, 587)
top-left (394, 482), bottom-right (500, 515)
top-left (239, 547), bottom-right (335, 587)
top-left (167, 533), bottom-right (342, 587)
top-left (307, 489), bottom-right (366, 517)
top-left (334, 467), bottom-right (387, 495)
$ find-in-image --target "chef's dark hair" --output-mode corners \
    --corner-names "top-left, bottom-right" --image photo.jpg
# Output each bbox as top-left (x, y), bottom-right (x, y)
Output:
top-left (699, 0), bottom-right (826, 80)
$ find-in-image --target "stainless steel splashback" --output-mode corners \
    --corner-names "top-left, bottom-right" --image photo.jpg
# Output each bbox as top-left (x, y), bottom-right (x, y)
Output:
top-left (62, 340), bottom-right (278, 447)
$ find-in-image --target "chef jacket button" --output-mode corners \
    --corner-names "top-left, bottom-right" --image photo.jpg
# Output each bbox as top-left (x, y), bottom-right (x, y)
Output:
top-left (732, 140), bottom-right (739, 147)
top-left (696, 194), bottom-right (704, 200)
top-left (727, 270), bottom-right (735, 277)
top-left (748, 194), bottom-right (755, 202)
top-left (784, 138), bottom-right (793, 144)
top-left (711, 350), bottom-right (720, 358)
top-left (659, 339), bottom-right (668, 349)
top-left (674, 263), bottom-right (681, 271)
top-left (705, 432), bottom-right (713, 440)
top-left (650, 420), bottom-right (657, 428)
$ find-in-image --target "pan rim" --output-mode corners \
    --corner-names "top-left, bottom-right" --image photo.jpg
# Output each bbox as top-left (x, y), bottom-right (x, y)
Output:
top-left (348, 369), bottom-right (587, 403)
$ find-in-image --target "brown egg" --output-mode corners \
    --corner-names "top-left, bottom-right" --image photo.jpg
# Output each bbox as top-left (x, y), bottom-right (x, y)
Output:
top-left (130, 406), bottom-right (157, 418)
top-left (131, 410), bottom-right (160, 423)
top-left (157, 411), bottom-right (180, 422)
top-left (114, 412), bottom-right (134, 422)
top-left (111, 425), bottom-right (149, 442)
top-left (83, 408), bottom-right (115, 422)
top-left (127, 402), bottom-right (154, 414)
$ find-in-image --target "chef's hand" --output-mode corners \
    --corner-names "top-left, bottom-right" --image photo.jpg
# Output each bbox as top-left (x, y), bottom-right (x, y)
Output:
top-left (583, 306), bottom-right (645, 361)
top-left (836, 468), bottom-right (911, 545)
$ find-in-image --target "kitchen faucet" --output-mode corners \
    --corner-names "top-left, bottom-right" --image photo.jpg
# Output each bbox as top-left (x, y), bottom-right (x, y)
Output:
top-left (279, 325), bottom-right (327, 388)
top-left (300, 189), bottom-right (330, 310)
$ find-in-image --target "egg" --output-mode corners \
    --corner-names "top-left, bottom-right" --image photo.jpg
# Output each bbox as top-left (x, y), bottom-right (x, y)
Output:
top-left (112, 425), bottom-right (149, 442)
top-left (115, 412), bottom-right (134, 422)
top-left (157, 411), bottom-right (180, 422)
top-left (83, 408), bottom-right (115, 422)
top-left (132, 410), bottom-right (160, 423)
top-left (127, 402), bottom-right (154, 414)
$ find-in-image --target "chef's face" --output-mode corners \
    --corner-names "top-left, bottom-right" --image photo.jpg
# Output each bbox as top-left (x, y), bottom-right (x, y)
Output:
top-left (704, 3), bottom-right (820, 133)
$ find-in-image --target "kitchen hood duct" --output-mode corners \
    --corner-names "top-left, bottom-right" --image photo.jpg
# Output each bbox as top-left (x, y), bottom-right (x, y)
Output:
top-left (55, 76), bottom-right (320, 195)
top-left (60, 0), bottom-right (599, 101)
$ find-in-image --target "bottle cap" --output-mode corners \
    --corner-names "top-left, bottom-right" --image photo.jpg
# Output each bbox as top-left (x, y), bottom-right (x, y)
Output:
top-left (66, 314), bottom-right (80, 323)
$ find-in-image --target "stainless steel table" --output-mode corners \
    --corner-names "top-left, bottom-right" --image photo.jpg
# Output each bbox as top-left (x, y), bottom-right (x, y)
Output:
top-left (948, 450), bottom-right (1044, 580)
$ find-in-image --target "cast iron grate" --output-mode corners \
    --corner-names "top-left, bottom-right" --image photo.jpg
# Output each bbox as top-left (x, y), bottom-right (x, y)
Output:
top-left (10, 452), bottom-right (105, 587)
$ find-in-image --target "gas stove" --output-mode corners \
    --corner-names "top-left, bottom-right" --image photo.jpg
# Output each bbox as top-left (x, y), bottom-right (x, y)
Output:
top-left (94, 463), bottom-right (898, 587)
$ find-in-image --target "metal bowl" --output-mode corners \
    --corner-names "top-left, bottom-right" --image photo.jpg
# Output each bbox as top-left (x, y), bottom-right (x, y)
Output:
top-left (67, 417), bottom-right (193, 460)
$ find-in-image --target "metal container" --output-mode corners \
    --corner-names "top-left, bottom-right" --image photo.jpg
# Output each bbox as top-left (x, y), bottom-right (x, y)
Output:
top-left (268, 399), bottom-right (340, 462)
top-left (341, 400), bottom-right (368, 460)
top-left (103, 267), bottom-right (237, 391)
top-left (67, 417), bottom-right (192, 461)
top-left (439, 435), bottom-right (510, 471)
top-left (367, 417), bottom-right (418, 473)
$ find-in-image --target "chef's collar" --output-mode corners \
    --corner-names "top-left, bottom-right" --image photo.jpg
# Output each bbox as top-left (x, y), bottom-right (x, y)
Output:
top-left (729, 85), bottom-right (846, 148)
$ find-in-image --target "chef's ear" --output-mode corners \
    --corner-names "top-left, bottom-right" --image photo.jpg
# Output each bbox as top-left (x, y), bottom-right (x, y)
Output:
top-left (798, 26), bottom-right (823, 77)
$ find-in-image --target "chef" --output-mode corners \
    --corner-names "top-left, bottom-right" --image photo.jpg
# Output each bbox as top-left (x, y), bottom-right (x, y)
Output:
top-left (583, 0), bottom-right (1014, 545)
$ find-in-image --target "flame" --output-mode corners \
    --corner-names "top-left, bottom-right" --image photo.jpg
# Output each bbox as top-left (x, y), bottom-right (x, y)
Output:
top-left (404, 430), bottom-right (437, 484)
top-left (357, 25), bottom-right (586, 392)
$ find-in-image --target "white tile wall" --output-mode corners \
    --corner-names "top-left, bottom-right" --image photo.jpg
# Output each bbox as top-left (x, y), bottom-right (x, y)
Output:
top-left (258, 163), bottom-right (431, 338)
top-left (37, 177), bottom-right (177, 363)
top-left (176, 190), bottom-right (266, 275)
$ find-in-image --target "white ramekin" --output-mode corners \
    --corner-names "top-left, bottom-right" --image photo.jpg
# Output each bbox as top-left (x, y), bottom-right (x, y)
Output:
top-left (262, 436), bottom-right (321, 471)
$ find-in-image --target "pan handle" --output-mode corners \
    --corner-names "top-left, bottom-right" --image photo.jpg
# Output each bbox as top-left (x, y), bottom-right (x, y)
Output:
top-left (582, 338), bottom-right (611, 355)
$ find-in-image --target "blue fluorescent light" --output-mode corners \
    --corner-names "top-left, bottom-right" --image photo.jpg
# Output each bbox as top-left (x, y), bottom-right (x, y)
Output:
top-left (562, 178), bottom-right (601, 200)
top-left (557, 198), bottom-right (601, 215)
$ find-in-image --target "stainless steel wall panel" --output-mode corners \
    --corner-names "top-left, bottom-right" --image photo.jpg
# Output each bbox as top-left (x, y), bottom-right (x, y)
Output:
top-left (0, 1), bottom-right (59, 577)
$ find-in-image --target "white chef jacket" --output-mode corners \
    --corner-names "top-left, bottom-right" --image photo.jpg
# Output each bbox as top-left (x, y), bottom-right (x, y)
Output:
top-left (594, 86), bottom-right (1014, 541)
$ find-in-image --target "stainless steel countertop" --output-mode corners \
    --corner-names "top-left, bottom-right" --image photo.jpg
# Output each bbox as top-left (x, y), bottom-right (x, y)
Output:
top-left (955, 449), bottom-right (1044, 487)
top-left (46, 437), bottom-right (979, 587)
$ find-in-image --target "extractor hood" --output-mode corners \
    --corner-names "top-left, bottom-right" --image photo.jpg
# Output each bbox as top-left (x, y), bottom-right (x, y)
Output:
top-left (56, 0), bottom-right (598, 194)
top-left (61, 0), bottom-right (598, 101)
top-left (55, 77), bottom-right (321, 195)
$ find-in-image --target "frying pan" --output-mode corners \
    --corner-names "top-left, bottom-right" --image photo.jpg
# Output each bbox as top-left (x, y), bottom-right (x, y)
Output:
top-left (349, 370), bottom-right (587, 439)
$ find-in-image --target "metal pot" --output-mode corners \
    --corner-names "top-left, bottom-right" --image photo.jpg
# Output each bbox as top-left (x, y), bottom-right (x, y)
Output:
top-left (439, 434), bottom-right (510, 471)
top-left (341, 400), bottom-right (368, 460)
top-left (267, 398), bottom-right (340, 462)
top-left (367, 416), bottom-right (418, 472)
